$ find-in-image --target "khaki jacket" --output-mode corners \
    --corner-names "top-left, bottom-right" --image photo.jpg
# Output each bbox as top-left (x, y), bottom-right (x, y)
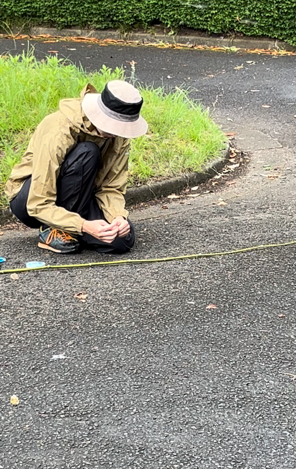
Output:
top-left (5, 84), bottom-right (130, 235)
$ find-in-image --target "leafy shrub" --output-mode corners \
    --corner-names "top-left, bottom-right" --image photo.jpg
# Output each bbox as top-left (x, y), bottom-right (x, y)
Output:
top-left (1, 1), bottom-right (296, 45)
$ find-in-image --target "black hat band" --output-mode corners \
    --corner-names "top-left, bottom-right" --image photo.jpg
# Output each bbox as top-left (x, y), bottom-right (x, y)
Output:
top-left (100, 83), bottom-right (143, 122)
top-left (98, 97), bottom-right (140, 122)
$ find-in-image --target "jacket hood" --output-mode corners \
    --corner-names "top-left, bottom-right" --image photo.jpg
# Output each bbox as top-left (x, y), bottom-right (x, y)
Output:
top-left (58, 83), bottom-right (99, 136)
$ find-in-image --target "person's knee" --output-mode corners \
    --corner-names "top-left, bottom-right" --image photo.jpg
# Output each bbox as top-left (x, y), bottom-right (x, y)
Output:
top-left (80, 141), bottom-right (101, 157)
top-left (73, 142), bottom-right (102, 171)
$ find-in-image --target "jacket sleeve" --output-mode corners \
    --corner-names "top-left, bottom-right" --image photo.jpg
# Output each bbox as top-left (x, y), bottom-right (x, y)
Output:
top-left (26, 116), bottom-right (85, 234)
top-left (94, 138), bottom-right (130, 223)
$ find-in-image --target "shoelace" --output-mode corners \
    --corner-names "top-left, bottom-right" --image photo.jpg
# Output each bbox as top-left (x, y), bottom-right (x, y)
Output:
top-left (45, 229), bottom-right (77, 245)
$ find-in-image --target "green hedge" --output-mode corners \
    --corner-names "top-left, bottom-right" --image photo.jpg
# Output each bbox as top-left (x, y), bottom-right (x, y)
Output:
top-left (1, 1), bottom-right (296, 45)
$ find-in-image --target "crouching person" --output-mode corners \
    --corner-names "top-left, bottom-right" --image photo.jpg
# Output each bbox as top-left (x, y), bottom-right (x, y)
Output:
top-left (5, 81), bottom-right (148, 254)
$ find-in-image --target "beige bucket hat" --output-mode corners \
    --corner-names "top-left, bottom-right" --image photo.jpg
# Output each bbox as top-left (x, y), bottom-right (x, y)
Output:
top-left (82, 80), bottom-right (148, 139)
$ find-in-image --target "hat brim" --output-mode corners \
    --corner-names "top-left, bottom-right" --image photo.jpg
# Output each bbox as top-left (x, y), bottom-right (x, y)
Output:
top-left (82, 93), bottom-right (148, 139)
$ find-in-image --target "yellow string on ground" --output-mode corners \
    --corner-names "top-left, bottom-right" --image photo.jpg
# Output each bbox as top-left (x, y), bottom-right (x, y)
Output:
top-left (1, 240), bottom-right (296, 275)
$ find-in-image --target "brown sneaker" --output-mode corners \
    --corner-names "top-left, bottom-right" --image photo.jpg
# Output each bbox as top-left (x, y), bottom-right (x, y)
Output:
top-left (38, 227), bottom-right (80, 254)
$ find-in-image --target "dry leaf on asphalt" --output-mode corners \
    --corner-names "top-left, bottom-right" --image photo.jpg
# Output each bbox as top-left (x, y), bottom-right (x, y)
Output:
top-left (51, 354), bottom-right (67, 360)
top-left (206, 304), bottom-right (217, 309)
top-left (74, 291), bottom-right (88, 302)
top-left (228, 163), bottom-right (240, 170)
top-left (167, 194), bottom-right (180, 199)
top-left (10, 273), bottom-right (19, 280)
top-left (234, 64), bottom-right (244, 70)
top-left (10, 395), bottom-right (19, 406)
top-left (282, 373), bottom-right (296, 381)
top-left (225, 132), bottom-right (236, 137)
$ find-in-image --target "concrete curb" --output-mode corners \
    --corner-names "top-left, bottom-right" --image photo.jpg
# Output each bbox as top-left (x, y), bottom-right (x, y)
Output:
top-left (125, 144), bottom-right (229, 206)
top-left (0, 144), bottom-right (229, 225)
top-left (0, 208), bottom-right (13, 225)
top-left (29, 27), bottom-right (296, 52)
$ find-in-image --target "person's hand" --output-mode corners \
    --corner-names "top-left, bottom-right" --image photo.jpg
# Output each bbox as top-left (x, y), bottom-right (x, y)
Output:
top-left (110, 216), bottom-right (130, 238)
top-left (82, 219), bottom-right (118, 244)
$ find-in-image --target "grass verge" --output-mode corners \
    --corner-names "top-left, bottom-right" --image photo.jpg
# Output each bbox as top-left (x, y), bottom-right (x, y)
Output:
top-left (0, 52), bottom-right (226, 208)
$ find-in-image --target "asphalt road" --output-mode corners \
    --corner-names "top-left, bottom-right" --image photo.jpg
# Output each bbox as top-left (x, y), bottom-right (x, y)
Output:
top-left (0, 38), bottom-right (296, 468)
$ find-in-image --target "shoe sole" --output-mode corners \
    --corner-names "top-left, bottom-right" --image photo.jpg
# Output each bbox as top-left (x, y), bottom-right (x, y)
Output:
top-left (38, 242), bottom-right (79, 254)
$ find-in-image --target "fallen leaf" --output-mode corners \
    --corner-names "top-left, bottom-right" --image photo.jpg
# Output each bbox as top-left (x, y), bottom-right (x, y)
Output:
top-left (282, 372), bottom-right (296, 380)
top-left (225, 132), bottom-right (236, 137)
top-left (267, 175), bottom-right (278, 180)
top-left (234, 64), bottom-right (244, 70)
top-left (10, 273), bottom-right (19, 280)
top-left (48, 50), bottom-right (59, 53)
top-left (10, 395), bottom-right (19, 406)
top-left (217, 201), bottom-right (227, 206)
top-left (206, 304), bottom-right (217, 309)
top-left (51, 354), bottom-right (67, 360)
top-left (228, 163), bottom-right (240, 170)
top-left (74, 291), bottom-right (88, 302)
top-left (167, 194), bottom-right (180, 199)
top-left (262, 105), bottom-right (271, 108)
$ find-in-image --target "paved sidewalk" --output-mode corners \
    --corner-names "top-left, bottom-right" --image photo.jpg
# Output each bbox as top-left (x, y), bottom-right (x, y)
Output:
top-left (0, 39), bottom-right (296, 469)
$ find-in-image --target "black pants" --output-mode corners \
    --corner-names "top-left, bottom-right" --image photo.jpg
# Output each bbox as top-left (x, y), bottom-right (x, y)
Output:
top-left (10, 142), bottom-right (135, 254)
